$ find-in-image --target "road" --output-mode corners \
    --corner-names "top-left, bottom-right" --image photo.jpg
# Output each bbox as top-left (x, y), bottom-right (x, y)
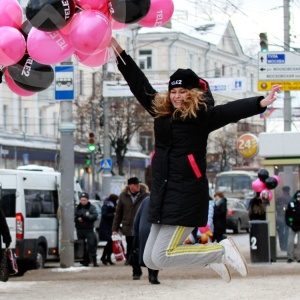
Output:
top-left (1, 233), bottom-right (300, 300)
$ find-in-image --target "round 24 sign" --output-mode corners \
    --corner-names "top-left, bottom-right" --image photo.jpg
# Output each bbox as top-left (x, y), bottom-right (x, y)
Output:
top-left (237, 134), bottom-right (259, 158)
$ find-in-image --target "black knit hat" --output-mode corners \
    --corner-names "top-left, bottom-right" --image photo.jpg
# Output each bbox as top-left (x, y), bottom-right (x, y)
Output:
top-left (128, 177), bottom-right (140, 185)
top-left (80, 192), bottom-right (89, 199)
top-left (168, 68), bottom-right (201, 91)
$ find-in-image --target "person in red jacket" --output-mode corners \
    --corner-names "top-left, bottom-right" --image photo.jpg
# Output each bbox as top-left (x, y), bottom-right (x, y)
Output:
top-left (109, 37), bottom-right (281, 283)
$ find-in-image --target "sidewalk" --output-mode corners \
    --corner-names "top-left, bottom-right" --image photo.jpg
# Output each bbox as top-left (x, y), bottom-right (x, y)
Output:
top-left (2, 236), bottom-right (300, 300)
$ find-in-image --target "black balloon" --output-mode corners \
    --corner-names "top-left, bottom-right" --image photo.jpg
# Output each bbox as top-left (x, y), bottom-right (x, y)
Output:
top-left (20, 20), bottom-right (33, 41)
top-left (109, 0), bottom-right (151, 24)
top-left (265, 177), bottom-right (278, 190)
top-left (258, 169), bottom-right (269, 182)
top-left (26, 0), bottom-right (76, 31)
top-left (8, 55), bottom-right (54, 92)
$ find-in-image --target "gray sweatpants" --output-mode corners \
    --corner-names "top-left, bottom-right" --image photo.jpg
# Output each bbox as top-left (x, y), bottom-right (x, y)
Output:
top-left (287, 228), bottom-right (300, 260)
top-left (143, 224), bottom-right (224, 270)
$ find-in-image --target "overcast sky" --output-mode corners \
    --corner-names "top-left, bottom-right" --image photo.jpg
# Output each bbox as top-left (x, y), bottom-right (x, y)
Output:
top-left (173, 0), bottom-right (300, 51)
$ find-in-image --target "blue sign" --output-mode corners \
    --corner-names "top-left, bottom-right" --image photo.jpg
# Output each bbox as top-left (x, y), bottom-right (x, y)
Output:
top-left (55, 66), bottom-right (74, 100)
top-left (211, 85), bottom-right (226, 92)
top-left (100, 158), bottom-right (112, 170)
top-left (267, 54), bottom-right (285, 64)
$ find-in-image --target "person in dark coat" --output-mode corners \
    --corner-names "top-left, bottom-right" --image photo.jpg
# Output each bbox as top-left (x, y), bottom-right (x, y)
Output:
top-left (99, 194), bottom-right (118, 265)
top-left (285, 190), bottom-right (300, 263)
top-left (109, 37), bottom-right (281, 283)
top-left (133, 196), bottom-right (160, 284)
top-left (0, 207), bottom-right (12, 261)
top-left (213, 191), bottom-right (227, 242)
top-left (276, 186), bottom-right (292, 251)
top-left (248, 192), bottom-right (266, 221)
top-left (112, 178), bottom-right (149, 280)
top-left (75, 192), bottom-right (99, 267)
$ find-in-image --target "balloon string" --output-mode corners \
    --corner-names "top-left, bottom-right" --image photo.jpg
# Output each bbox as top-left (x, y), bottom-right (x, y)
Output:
top-left (110, 44), bottom-right (126, 66)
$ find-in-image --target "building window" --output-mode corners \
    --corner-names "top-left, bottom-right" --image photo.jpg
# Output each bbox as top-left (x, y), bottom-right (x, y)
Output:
top-left (189, 54), bottom-right (194, 69)
top-left (39, 109), bottom-right (43, 135)
top-left (250, 73), bottom-right (254, 92)
top-left (79, 70), bottom-right (84, 95)
top-left (53, 112), bottom-right (58, 136)
top-left (3, 105), bottom-right (8, 131)
top-left (24, 108), bottom-right (28, 133)
top-left (222, 65), bottom-right (225, 76)
top-left (139, 50), bottom-right (152, 70)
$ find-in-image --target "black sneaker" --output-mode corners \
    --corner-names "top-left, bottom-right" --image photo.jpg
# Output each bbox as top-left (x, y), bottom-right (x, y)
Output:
top-left (297, 260), bottom-right (300, 263)
top-left (133, 275), bottom-right (141, 280)
top-left (287, 259), bottom-right (293, 263)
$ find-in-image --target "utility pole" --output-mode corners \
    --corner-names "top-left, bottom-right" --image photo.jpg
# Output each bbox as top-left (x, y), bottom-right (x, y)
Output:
top-left (283, 0), bottom-right (292, 131)
top-left (59, 100), bottom-right (75, 268)
top-left (101, 64), bottom-right (112, 197)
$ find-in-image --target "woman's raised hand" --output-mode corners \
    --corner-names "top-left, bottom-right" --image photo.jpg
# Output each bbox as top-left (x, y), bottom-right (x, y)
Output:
top-left (260, 84), bottom-right (282, 107)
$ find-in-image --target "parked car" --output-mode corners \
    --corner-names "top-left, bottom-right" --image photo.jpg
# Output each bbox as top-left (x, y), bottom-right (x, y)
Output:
top-left (226, 198), bottom-right (249, 234)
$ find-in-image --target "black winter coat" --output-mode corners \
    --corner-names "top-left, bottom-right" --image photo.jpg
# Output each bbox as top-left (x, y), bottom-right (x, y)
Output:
top-left (117, 51), bottom-right (266, 228)
top-left (133, 196), bottom-right (151, 266)
top-left (285, 190), bottom-right (300, 232)
top-left (0, 208), bottom-right (12, 260)
top-left (98, 200), bottom-right (116, 241)
top-left (74, 202), bottom-right (98, 230)
top-left (213, 198), bottom-right (228, 235)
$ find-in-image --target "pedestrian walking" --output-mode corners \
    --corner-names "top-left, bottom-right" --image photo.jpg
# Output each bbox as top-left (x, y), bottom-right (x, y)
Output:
top-left (109, 37), bottom-right (281, 283)
top-left (112, 177), bottom-right (149, 280)
top-left (133, 196), bottom-right (161, 284)
top-left (99, 194), bottom-right (118, 265)
top-left (276, 186), bottom-right (292, 251)
top-left (285, 190), bottom-right (300, 263)
top-left (213, 191), bottom-right (227, 243)
top-left (75, 192), bottom-right (99, 267)
top-left (0, 207), bottom-right (12, 262)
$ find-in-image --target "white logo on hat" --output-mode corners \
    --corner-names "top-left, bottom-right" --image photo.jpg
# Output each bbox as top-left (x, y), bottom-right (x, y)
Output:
top-left (171, 80), bottom-right (182, 86)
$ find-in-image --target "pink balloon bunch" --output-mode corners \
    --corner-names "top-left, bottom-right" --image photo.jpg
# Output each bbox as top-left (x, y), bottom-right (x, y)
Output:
top-left (252, 172), bottom-right (281, 202)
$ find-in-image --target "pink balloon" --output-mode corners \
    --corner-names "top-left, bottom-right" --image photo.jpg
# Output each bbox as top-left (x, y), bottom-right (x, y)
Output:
top-left (260, 189), bottom-right (273, 201)
top-left (68, 10), bottom-right (112, 55)
top-left (111, 19), bottom-right (129, 30)
top-left (0, 26), bottom-right (26, 67)
top-left (4, 69), bottom-right (36, 96)
top-left (0, 0), bottom-right (23, 29)
top-left (138, 0), bottom-right (174, 28)
top-left (76, 0), bottom-right (108, 10)
top-left (252, 178), bottom-right (266, 193)
top-left (27, 27), bottom-right (75, 65)
top-left (75, 48), bottom-right (109, 67)
top-left (273, 175), bottom-right (281, 186)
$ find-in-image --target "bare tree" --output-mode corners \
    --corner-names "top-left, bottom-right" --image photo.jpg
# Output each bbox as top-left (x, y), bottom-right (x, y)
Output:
top-left (108, 97), bottom-right (152, 175)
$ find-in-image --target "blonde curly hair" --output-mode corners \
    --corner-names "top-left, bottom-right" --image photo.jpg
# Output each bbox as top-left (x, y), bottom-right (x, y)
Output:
top-left (152, 88), bottom-right (207, 120)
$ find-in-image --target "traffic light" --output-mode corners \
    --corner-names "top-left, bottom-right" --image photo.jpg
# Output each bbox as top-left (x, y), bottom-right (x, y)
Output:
top-left (88, 132), bottom-right (96, 152)
top-left (85, 155), bottom-right (92, 173)
top-left (259, 32), bottom-right (268, 52)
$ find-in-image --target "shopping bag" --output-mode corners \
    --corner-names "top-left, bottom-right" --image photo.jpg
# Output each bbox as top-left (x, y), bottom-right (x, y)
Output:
top-left (7, 249), bottom-right (18, 276)
top-left (112, 234), bottom-right (126, 261)
top-left (0, 249), bottom-right (10, 282)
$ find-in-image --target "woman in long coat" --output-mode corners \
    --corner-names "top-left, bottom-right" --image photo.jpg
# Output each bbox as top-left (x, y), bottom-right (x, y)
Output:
top-left (99, 194), bottom-right (118, 265)
top-left (110, 37), bottom-right (281, 283)
top-left (133, 196), bottom-right (160, 284)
